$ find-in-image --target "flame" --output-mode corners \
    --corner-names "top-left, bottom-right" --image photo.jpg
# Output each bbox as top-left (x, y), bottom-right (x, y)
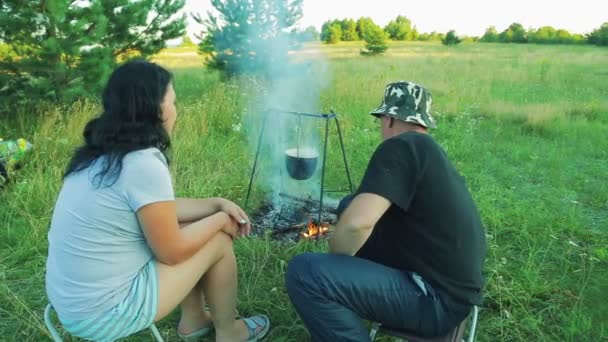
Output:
top-left (302, 219), bottom-right (329, 238)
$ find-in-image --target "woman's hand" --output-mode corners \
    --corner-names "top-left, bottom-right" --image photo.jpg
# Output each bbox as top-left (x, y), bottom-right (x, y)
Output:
top-left (218, 212), bottom-right (240, 239)
top-left (217, 198), bottom-right (251, 237)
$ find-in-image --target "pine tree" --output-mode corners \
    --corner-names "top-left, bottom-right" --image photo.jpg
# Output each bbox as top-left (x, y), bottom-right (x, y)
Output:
top-left (0, 0), bottom-right (186, 113)
top-left (0, 1), bottom-right (109, 108)
top-left (360, 24), bottom-right (389, 56)
top-left (101, 0), bottom-right (187, 58)
top-left (442, 30), bottom-right (462, 46)
top-left (195, 0), bottom-right (303, 76)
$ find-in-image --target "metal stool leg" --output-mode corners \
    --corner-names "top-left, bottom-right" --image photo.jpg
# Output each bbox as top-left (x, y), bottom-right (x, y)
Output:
top-left (149, 323), bottom-right (164, 342)
top-left (369, 322), bottom-right (380, 340)
top-left (44, 304), bottom-right (64, 342)
top-left (467, 306), bottom-right (478, 342)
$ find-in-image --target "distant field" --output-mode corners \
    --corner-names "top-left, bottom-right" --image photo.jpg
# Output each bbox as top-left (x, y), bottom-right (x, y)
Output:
top-left (1, 41), bottom-right (607, 341)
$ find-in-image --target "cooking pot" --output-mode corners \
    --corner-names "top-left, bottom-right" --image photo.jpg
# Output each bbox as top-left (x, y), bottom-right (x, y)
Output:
top-left (285, 148), bottom-right (318, 180)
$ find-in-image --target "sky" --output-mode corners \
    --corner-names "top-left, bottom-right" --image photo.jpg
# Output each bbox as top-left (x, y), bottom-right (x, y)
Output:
top-left (183, 0), bottom-right (607, 38)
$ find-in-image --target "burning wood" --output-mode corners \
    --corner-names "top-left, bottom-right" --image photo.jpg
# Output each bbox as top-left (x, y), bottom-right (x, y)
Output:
top-left (302, 220), bottom-right (330, 239)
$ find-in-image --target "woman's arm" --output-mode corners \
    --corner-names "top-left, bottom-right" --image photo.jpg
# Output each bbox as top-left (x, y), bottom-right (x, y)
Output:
top-left (175, 197), bottom-right (222, 222)
top-left (176, 197), bottom-right (251, 235)
top-left (138, 200), bottom-right (239, 265)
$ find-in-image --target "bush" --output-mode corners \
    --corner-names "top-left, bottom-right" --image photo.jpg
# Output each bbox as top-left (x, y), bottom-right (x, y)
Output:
top-left (442, 30), bottom-right (462, 46)
top-left (361, 25), bottom-right (389, 55)
top-left (195, 0), bottom-right (304, 76)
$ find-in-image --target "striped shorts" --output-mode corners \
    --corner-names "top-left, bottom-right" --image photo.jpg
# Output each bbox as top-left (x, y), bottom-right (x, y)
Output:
top-left (61, 261), bottom-right (159, 342)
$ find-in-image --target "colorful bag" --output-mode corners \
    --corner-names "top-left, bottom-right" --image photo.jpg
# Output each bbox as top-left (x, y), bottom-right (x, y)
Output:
top-left (0, 138), bottom-right (34, 186)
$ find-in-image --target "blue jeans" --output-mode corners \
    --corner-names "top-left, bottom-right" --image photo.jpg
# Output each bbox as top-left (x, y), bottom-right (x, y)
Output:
top-left (285, 253), bottom-right (471, 342)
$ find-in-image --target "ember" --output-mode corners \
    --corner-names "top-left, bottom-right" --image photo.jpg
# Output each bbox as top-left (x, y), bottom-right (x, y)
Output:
top-left (302, 220), bottom-right (330, 239)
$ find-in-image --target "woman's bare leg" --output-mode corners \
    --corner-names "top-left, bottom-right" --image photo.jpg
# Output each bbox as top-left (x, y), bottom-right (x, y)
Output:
top-left (154, 230), bottom-right (253, 341)
top-left (174, 222), bottom-right (211, 334)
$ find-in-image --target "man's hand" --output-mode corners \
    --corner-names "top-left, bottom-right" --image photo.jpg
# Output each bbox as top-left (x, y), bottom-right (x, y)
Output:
top-left (217, 198), bottom-right (251, 237)
top-left (329, 193), bottom-right (391, 255)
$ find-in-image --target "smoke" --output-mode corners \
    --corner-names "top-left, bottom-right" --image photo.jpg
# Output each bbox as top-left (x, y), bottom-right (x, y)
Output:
top-left (236, 17), bottom-right (331, 207)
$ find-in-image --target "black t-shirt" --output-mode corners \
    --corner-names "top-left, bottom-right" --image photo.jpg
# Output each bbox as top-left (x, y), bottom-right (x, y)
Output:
top-left (355, 132), bottom-right (486, 305)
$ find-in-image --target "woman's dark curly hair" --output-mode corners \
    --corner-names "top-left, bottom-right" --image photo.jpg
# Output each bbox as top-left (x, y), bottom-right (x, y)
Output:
top-left (65, 61), bottom-right (173, 186)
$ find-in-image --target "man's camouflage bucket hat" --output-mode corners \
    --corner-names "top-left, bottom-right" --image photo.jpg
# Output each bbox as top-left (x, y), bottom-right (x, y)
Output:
top-left (370, 81), bottom-right (437, 128)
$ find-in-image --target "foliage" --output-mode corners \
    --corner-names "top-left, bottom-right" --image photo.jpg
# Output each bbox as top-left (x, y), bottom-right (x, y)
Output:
top-left (384, 15), bottom-right (415, 40)
top-left (0, 0), bottom-right (186, 114)
top-left (442, 30), bottom-right (462, 46)
top-left (588, 22), bottom-right (608, 46)
top-left (321, 20), bottom-right (343, 44)
top-left (481, 23), bottom-right (592, 45)
top-left (360, 24), bottom-right (389, 55)
top-left (528, 26), bottom-right (585, 45)
top-left (480, 26), bottom-right (500, 42)
top-left (340, 19), bottom-right (359, 41)
top-left (291, 26), bottom-right (319, 42)
top-left (195, 0), bottom-right (303, 76)
top-left (180, 35), bottom-right (196, 47)
top-left (499, 23), bottom-right (528, 43)
top-left (418, 31), bottom-right (444, 41)
top-left (356, 17), bottom-right (377, 41)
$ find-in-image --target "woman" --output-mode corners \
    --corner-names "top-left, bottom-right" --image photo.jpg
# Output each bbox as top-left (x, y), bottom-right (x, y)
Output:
top-left (45, 61), bottom-right (270, 342)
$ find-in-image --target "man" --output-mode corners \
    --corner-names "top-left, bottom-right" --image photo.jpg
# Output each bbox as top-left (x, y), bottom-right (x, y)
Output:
top-left (285, 81), bottom-right (487, 341)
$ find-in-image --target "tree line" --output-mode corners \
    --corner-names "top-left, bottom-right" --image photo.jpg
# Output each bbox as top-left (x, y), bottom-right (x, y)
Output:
top-left (317, 17), bottom-right (608, 47)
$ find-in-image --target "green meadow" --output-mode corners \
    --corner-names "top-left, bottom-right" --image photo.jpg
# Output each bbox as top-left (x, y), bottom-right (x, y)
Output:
top-left (1, 41), bottom-right (607, 341)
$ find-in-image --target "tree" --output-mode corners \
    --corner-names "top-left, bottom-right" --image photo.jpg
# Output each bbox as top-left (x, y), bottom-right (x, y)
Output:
top-left (588, 22), bottom-right (608, 46)
top-left (180, 35), bottom-right (196, 47)
top-left (101, 1), bottom-right (186, 59)
top-left (340, 19), bottom-right (359, 41)
top-left (480, 26), bottom-right (499, 42)
top-left (0, 0), bottom-right (186, 112)
top-left (529, 26), bottom-right (556, 44)
top-left (442, 30), bottom-right (462, 46)
top-left (292, 26), bottom-right (319, 42)
top-left (321, 20), bottom-right (343, 44)
top-left (360, 24), bottom-right (389, 55)
top-left (500, 23), bottom-right (527, 43)
top-left (418, 31), bottom-right (444, 41)
top-left (328, 24), bottom-right (343, 44)
top-left (409, 27), bottom-right (420, 41)
top-left (303, 26), bottom-right (320, 41)
top-left (356, 17), bottom-right (377, 40)
top-left (384, 15), bottom-right (413, 41)
top-left (195, 0), bottom-right (304, 76)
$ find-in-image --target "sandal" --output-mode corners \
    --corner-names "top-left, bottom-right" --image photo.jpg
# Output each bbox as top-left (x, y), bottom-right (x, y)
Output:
top-left (243, 314), bottom-right (270, 341)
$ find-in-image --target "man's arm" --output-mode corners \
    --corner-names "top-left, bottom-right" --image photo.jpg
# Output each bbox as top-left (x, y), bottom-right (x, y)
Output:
top-left (329, 193), bottom-right (391, 255)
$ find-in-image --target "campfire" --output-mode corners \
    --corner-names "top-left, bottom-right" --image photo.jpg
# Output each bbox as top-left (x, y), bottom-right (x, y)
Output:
top-left (302, 220), bottom-right (330, 239)
top-left (244, 109), bottom-right (353, 243)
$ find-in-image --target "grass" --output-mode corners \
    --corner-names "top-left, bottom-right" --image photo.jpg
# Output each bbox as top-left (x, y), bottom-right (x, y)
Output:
top-left (1, 41), bottom-right (607, 341)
